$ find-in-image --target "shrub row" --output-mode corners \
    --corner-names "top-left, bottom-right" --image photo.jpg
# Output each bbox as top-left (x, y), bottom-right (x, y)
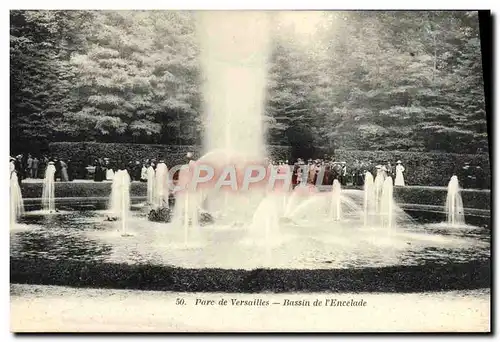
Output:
top-left (20, 181), bottom-right (146, 199)
top-left (334, 149), bottom-right (491, 187)
top-left (48, 142), bottom-right (292, 167)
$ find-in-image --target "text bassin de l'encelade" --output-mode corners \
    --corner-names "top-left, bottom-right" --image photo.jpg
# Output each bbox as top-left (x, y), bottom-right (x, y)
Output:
top-left (284, 299), bottom-right (367, 307)
top-left (228, 299), bottom-right (367, 306)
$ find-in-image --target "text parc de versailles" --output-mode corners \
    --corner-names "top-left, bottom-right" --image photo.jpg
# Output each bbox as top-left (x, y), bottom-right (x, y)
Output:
top-left (195, 298), bottom-right (368, 307)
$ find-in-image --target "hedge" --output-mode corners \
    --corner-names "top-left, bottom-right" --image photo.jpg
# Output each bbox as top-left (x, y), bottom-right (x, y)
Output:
top-left (393, 186), bottom-right (491, 210)
top-left (48, 142), bottom-right (292, 167)
top-left (334, 150), bottom-right (491, 187)
top-left (20, 181), bottom-right (146, 199)
top-left (47, 143), bottom-right (491, 187)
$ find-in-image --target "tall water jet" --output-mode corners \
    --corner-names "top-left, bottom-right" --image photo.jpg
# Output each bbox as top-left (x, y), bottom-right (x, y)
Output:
top-left (363, 171), bottom-right (375, 227)
top-left (153, 161), bottom-right (169, 208)
top-left (146, 164), bottom-right (155, 205)
top-left (109, 169), bottom-right (131, 235)
top-left (380, 176), bottom-right (394, 230)
top-left (197, 11), bottom-right (275, 242)
top-left (10, 172), bottom-right (24, 226)
top-left (41, 162), bottom-right (56, 213)
top-left (445, 175), bottom-right (465, 227)
top-left (197, 11), bottom-right (271, 160)
top-left (330, 179), bottom-right (342, 221)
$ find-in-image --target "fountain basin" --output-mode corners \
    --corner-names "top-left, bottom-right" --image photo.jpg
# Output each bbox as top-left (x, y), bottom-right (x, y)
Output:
top-left (11, 205), bottom-right (490, 293)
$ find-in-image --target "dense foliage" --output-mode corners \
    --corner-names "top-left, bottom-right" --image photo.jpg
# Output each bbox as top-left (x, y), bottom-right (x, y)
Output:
top-left (11, 10), bottom-right (489, 155)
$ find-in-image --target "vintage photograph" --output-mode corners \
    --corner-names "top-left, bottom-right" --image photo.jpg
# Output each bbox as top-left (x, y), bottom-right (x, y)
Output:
top-left (9, 9), bottom-right (491, 332)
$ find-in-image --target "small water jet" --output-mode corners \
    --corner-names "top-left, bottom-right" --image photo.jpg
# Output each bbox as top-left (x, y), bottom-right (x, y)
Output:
top-left (108, 169), bottom-right (132, 236)
top-left (41, 162), bottom-right (56, 213)
top-left (445, 175), bottom-right (465, 227)
top-left (363, 172), bottom-right (375, 227)
top-left (380, 176), bottom-right (394, 230)
top-left (146, 164), bottom-right (155, 205)
top-left (10, 172), bottom-right (24, 226)
top-left (330, 179), bottom-right (342, 221)
top-left (172, 161), bottom-right (202, 246)
top-left (153, 161), bottom-right (169, 209)
top-left (245, 193), bottom-right (281, 248)
top-left (374, 168), bottom-right (386, 214)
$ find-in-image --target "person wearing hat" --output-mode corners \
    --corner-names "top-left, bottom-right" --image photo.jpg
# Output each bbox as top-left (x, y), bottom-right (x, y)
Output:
top-left (10, 157), bottom-right (16, 179)
top-left (394, 160), bottom-right (405, 186)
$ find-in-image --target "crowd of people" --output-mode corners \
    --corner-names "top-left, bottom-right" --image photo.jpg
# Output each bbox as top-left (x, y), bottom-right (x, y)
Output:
top-left (9, 154), bottom-right (82, 184)
top-left (9, 152), bottom-right (488, 189)
top-left (268, 157), bottom-right (406, 187)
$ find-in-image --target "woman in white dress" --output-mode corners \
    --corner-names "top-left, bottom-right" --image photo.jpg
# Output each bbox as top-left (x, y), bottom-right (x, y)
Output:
top-left (394, 160), bottom-right (405, 186)
top-left (60, 160), bottom-right (69, 181)
top-left (105, 159), bottom-right (115, 181)
top-left (140, 162), bottom-right (148, 182)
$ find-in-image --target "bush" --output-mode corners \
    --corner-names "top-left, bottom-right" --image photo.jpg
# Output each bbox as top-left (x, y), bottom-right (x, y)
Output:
top-left (49, 142), bottom-right (292, 167)
top-left (148, 207), bottom-right (172, 222)
top-left (334, 149), bottom-right (491, 187)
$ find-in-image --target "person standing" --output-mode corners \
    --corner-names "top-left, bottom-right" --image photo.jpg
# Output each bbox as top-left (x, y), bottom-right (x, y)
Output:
top-left (133, 161), bottom-right (142, 181)
top-left (15, 155), bottom-right (24, 185)
top-left (141, 162), bottom-right (148, 182)
top-left (94, 159), bottom-right (104, 182)
top-left (32, 156), bottom-right (39, 179)
top-left (54, 158), bottom-right (61, 181)
top-left (307, 159), bottom-right (316, 184)
top-left (60, 160), bottom-right (69, 182)
top-left (10, 157), bottom-right (16, 179)
top-left (394, 160), bottom-right (406, 186)
top-left (340, 162), bottom-right (348, 186)
top-left (26, 154), bottom-right (33, 179)
top-left (66, 159), bottom-right (74, 181)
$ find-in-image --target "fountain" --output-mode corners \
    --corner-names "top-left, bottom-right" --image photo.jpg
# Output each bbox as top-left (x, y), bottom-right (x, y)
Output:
top-left (10, 172), bottom-right (24, 226)
top-left (108, 169), bottom-right (132, 236)
top-left (146, 164), bottom-right (155, 205)
top-left (363, 172), bottom-right (375, 227)
top-left (380, 176), bottom-right (394, 230)
top-left (445, 175), bottom-right (465, 227)
top-left (330, 179), bottom-right (342, 221)
top-left (189, 11), bottom-right (274, 244)
top-left (153, 161), bottom-right (169, 208)
top-left (374, 168), bottom-right (385, 214)
top-left (171, 160), bottom-right (203, 247)
top-left (41, 162), bottom-right (56, 213)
